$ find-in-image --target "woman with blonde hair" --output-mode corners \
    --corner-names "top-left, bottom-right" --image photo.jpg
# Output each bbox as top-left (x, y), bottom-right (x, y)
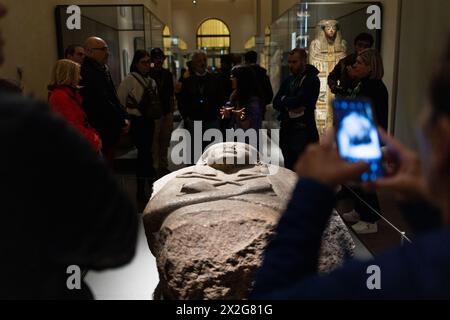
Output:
top-left (339, 48), bottom-right (389, 234)
top-left (347, 48), bottom-right (388, 129)
top-left (48, 59), bottom-right (101, 152)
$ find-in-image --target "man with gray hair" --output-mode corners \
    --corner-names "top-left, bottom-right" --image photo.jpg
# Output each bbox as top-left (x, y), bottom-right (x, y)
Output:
top-left (178, 51), bottom-right (226, 163)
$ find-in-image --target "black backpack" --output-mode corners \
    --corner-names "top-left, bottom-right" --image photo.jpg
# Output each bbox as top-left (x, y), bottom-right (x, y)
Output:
top-left (131, 73), bottom-right (162, 121)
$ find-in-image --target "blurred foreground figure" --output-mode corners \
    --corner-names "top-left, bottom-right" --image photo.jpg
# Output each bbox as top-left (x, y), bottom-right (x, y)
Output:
top-left (0, 4), bottom-right (137, 299)
top-left (251, 36), bottom-right (450, 299)
top-left (0, 94), bottom-right (138, 299)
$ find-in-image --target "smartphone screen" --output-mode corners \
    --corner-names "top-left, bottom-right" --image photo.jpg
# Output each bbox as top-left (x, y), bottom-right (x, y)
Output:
top-left (333, 98), bottom-right (384, 182)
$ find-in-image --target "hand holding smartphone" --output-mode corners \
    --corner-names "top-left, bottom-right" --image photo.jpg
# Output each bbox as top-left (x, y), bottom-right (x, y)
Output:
top-left (333, 98), bottom-right (384, 182)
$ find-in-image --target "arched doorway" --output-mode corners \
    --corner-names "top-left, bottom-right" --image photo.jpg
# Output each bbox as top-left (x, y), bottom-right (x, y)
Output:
top-left (163, 25), bottom-right (171, 69)
top-left (196, 18), bottom-right (230, 70)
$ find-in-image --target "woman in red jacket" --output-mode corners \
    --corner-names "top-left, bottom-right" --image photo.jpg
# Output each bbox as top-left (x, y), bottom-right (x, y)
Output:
top-left (48, 59), bottom-right (102, 152)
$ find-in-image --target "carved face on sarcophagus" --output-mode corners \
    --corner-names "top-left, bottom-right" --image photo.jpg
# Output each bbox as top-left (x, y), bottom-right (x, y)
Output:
top-left (143, 142), bottom-right (354, 300)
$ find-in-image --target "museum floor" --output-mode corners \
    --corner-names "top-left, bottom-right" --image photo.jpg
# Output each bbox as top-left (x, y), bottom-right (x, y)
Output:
top-left (85, 123), bottom-right (412, 300)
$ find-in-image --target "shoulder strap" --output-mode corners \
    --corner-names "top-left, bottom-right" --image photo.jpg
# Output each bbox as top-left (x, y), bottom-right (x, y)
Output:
top-left (131, 73), bottom-right (151, 89)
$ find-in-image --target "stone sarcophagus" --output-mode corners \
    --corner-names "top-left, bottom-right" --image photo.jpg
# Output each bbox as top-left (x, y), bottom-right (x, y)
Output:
top-left (143, 143), bottom-right (354, 300)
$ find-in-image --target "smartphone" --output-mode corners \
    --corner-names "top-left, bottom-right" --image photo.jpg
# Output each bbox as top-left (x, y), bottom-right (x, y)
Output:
top-left (333, 98), bottom-right (384, 182)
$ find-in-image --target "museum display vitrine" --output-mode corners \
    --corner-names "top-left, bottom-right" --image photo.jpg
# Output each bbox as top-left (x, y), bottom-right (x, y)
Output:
top-left (269, 1), bottom-right (382, 136)
top-left (55, 5), bottom-right (165, 85)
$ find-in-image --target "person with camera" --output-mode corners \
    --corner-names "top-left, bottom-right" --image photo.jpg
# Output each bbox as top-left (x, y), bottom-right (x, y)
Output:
top-left (336, 48), bottom-right (389, 233)
top-left (118, 50), bottom-right (161, 202)
top-left (251, 37), bottom-right (450, 299)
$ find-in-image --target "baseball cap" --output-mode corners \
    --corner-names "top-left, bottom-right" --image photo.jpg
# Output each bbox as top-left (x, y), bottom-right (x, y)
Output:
top-left (150, 48), bottom-right (166, 60)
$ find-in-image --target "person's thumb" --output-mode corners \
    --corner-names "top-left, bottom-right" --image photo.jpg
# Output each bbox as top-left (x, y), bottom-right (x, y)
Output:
top-left (339, 161), bottom-right (369, 181)
top-left (373, 176), bottom-right (400, 190)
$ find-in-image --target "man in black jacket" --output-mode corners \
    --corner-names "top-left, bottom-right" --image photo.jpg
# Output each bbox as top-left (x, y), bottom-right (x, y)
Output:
top-left (80, 37), bottom-right (129, 166)
top-left (273, 48), bottom-right (320, 170)
top-left (149, 48), bottom-right (175, 176)
top-left (178, 51), bottom-right (224, 163)
top-left (244, 50), bottom-right (274, 110)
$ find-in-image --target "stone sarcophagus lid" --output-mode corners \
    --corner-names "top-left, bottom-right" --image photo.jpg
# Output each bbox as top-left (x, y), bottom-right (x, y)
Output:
top-left (143, 142), bottom-right (354, 300)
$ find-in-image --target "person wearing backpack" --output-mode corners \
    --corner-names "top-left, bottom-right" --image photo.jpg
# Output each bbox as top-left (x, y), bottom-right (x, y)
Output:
top-left (118, 50), bottom-right (162, 202)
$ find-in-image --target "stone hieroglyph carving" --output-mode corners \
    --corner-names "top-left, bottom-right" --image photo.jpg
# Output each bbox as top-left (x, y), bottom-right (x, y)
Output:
top-left (143, 142), bottom-right (354, 300)
top-left (309, 19), bottom-right (348, 136)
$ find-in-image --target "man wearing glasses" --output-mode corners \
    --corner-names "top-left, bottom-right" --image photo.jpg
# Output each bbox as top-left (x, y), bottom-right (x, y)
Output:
top-left (80, 37), bottom-right (130, 166)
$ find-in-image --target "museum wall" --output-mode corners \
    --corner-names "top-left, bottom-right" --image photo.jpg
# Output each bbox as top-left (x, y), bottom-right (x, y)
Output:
top-left (394, 0), bottom-right (450, 150)
top-left (0, 0), bottom-right (172, 100)
top-left (118, 30), bottom-right (144, 78)
top-left (261, 0), bottom-right (273, 35)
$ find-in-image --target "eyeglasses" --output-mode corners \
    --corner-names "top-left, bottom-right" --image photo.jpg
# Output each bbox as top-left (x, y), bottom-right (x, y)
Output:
top-left (90, 47), bottom-right (109, 52)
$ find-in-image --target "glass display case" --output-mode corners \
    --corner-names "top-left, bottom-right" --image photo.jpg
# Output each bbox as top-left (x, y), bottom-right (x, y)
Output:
top-left (55, 5), bottom-right (165, 85)
top-left (268, 1), bottom-right (382, 135)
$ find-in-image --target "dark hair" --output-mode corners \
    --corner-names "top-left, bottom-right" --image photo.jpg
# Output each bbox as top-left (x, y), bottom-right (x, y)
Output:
top-left (220, 54), bottom-right (232, 69)
top-left (354, 33), bottom-right (374, 47)
top-left (186, 60), bottom-right (193, 73)
top-left (289, 48), bottom-right (307, 61)
top-left (430, 36), bottom-right (450, 118)
top-left (231, 53), bottom-right (243, 66)
top-left (64, 44), bottom-right (82, 58)
top-left (231, 65), bottom-right (262, 106)
top-left (150, 47), bottom-right (166, 61)
top-left (130, 50), bottom-right (150, 74)
top-left (244, 51), bottom-right (258, 64)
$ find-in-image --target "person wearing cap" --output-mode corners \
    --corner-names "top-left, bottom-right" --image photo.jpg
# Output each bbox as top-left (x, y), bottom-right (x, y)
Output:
top-left (149, 48), bottom-right (175, 177)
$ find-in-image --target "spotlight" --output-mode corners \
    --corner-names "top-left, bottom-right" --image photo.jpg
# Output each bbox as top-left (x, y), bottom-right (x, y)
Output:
top-left (193, 0), bottom-right (197, 4)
